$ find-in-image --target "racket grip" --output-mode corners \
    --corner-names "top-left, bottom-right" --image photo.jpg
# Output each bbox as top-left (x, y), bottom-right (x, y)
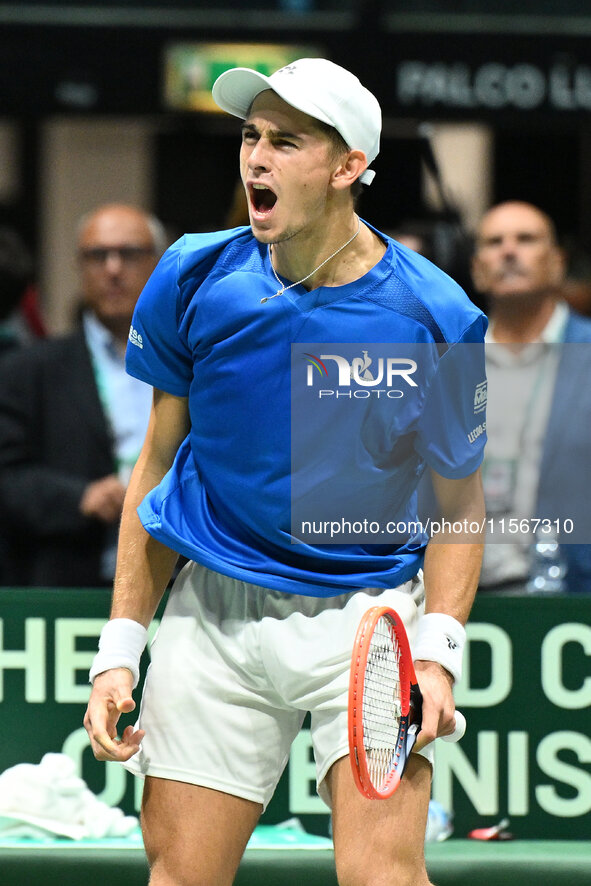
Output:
top-left (441, 710), bottom-right (466, 742)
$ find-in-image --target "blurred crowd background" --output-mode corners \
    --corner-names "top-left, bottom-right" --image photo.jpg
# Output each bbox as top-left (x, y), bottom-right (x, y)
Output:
top-left (1, 0), bottom-right (591, 333)
top-left (0, 0), bottom-right (590, 591)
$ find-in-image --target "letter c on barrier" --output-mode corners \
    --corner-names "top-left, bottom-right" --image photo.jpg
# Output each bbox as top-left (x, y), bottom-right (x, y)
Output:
top-left (541, 623), bottom-right (591, 709)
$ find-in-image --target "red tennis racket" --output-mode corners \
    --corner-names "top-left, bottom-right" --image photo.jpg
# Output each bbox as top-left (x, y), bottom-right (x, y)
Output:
top-left (348, 605), bottom-right (466, 800)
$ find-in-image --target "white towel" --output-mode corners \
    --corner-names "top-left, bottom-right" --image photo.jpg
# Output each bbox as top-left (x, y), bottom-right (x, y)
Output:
top-left (0, 753), bottom-right (138, 840)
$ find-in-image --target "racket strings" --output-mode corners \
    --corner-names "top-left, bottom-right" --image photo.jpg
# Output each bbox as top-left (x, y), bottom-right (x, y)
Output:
top-left (362, 616), bottom-right (404, 790)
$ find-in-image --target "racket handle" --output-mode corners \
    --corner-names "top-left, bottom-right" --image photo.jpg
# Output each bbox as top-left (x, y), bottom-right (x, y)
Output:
top-left (441, 710), bottom-right (466, 742)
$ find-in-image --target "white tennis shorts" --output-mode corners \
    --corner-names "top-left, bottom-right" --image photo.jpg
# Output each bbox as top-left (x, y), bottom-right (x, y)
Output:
top-left (124, 562), bottom-right (429, 810)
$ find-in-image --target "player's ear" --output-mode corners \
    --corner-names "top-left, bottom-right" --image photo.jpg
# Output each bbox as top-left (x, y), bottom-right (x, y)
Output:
top-left (331, 149), bottom-right (367, 191)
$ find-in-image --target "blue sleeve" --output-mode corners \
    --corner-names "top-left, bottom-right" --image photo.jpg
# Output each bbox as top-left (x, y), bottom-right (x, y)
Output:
top-left (126, 237), bottom-right (193, 396)
top-left (125, 228), bottom-right (250, 396)
top-left (415, 316), bottom-right (488, 479)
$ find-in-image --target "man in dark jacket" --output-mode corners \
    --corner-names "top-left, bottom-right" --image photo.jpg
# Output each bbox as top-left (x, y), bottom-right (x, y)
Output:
top-left (0, 204), bottom-right (166, 587)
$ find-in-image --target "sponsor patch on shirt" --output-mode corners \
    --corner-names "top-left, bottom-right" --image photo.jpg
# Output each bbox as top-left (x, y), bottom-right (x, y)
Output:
top-left (128, 325), bottom-right (144, 350)
top-left (467, 421), bottom-right (486, 444)
top-left (474, 379), bottom-right (487, 414)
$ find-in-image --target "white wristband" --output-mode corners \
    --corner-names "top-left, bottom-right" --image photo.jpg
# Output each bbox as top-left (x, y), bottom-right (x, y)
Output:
top-left (89, 618), bottom-right (148, 689)
top-left (413, 613), bottom-right (466, 683)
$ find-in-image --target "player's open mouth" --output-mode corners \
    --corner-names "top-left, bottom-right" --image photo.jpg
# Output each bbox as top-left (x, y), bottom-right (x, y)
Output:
top-left (250, 183), bottom-right (277, 216)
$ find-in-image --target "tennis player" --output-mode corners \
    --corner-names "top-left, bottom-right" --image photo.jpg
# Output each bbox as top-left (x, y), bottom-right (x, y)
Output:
top-left (85, 58), bottom-right (486, 886)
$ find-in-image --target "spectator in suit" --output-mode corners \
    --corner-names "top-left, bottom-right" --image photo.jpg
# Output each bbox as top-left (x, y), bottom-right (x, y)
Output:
top-left (471, 200), bottom-right (591, 593)
top-left (0, 203), bottom-right (167, 587)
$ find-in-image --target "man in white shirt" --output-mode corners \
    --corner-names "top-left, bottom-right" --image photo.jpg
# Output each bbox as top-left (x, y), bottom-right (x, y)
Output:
top-left (472, 200), bottom-right (591, 592)
top-left (76, 205), bottom-right (167, 577)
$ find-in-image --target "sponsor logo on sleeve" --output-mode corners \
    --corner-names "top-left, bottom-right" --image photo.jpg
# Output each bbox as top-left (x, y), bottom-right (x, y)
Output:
top-left (128, 325), bottom-right (144, 350)
top-left (474, 380), bottom-right (487, 414)
top-left (467, 421), bottom-right (486, 444)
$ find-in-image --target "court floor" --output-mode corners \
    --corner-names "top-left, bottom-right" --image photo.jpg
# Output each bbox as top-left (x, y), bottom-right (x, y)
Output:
top-left (0, 833), bottom-right (588, 886)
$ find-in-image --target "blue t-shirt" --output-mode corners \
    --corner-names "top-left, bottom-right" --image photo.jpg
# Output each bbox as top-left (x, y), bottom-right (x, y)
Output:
top-left (126, 223), bottom-right (487, 596)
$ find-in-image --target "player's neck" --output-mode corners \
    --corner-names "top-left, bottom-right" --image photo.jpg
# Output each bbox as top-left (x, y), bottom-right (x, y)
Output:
top-left (270, 215), bottom-right (386, 291)
top-left (489, 294), bottom-right (558, 345)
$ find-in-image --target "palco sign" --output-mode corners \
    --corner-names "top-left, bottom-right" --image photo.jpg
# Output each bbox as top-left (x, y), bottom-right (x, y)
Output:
top-left (396, 59), bottom-right (591, 113)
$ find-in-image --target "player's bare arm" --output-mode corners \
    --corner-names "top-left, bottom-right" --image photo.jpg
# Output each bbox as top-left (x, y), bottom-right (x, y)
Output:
top-left (111, 388), bottom-right (190, 623)
top-left (414, 467), bottom-right (485, 750)
top-left (84, 388), bottom-right (190, 762)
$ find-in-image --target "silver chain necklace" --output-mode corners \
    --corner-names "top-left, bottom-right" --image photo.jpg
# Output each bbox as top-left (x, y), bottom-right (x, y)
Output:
top-left (261, 216), bottom-right (361, 304)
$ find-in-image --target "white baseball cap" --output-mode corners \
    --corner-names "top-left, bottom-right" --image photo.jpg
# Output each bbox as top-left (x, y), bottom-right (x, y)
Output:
top-left (212, 57), bottom-right (381, 185)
